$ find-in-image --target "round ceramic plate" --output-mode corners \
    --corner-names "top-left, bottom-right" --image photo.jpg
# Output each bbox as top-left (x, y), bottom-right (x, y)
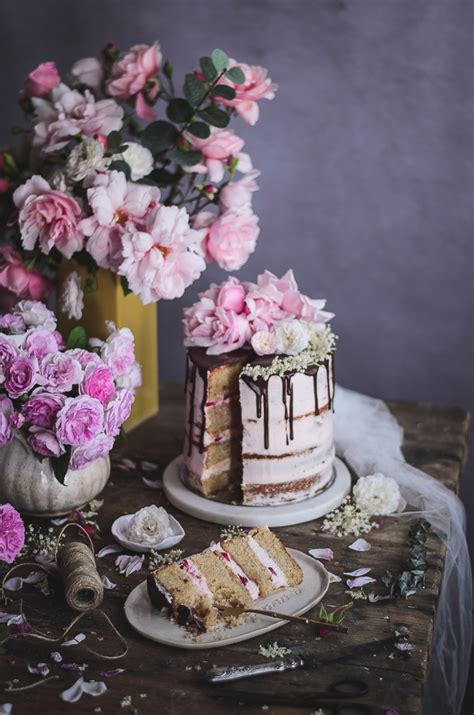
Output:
top-left (163, 455), bottom-right (351, 527)
top-left (124, 549), bottom-right (333, 649)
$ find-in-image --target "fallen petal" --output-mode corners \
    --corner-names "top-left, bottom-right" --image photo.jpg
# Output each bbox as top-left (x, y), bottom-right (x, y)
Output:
top-left (349, 538), bottom-right (371, 552)
top-left (0, 705), bottom-right (12, 714)
top-left (60, 677), bottom-right (85, 703)
top-left (50, 651), bottom-right (63, 663)
top-left (116, 458), bottom-right (136, 471)
top-left (308, 548), bottom-right (334, 562)
top-left (98, 544), bottom-right (123, 558)
top-left (102, 576), bottom-right (117, 590)
top-left (125, 555), bottom-right (144, 577)
top-left (343, 567), bottom-right (372, 577)
top-left (115, 554), bottom-right (144, 576)
top-left (7, 614), bottom-right (25, 626)
top-left (346, 576), bottom-right (376, 589)
top-left (326, 571), bottom-right (342, 583)
top-left (62, 633), bottom-right (86, 647)
top-left (368, 592), bottom-right (391, 603)
top-left (28, 663), bottom-right (50, 677)
top-left (51, 517), bottom-right (68, 526)
top-left (82, 680), bottom-right (107, 697)
top-left (99, 668), bottom-right (125, 678)
top-left (394, 642), bottom-right (414, 651)
top-left (142, 477), bottom-right (162, 489)
top-left (141, 460), bottom-right (159, 472)
top-left (3, 577), bottom-right (24, 591)
top-left (0, 612), bottom-right (15, 623)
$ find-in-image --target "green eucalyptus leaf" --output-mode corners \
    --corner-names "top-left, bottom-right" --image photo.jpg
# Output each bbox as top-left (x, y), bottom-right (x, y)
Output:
top-left (142, 120), bottom-right (178, 154)
top-left (166, 98), bottom-right (193, 124)
top-left (211, 48), bottom-right (229, 73)
top-left (226, 66), bottom-right (245, 84)
top-left (52, 449), bottom-right (71, 485)
top-left (168, 148), bottom-right (202, 167)
top-left (198, 106), bottom-right (230, 128)
top-left (107, 130), bottom-right (122, 152)
top-left (200, 56), bottom-right (218, 82)
top-left (187, 122), bottom-right (210, 139)
top-left (164, 60), bottom-right (173, 79)
top-left (184, 73), bottom-right (207, 106)
top-left (120, 276), bottom-right (132, 296)
top-left (67, 326), bottom-right (87, 349)
top-left (108, 160), bottom-right (131, 180)
top-left (211, 85), bottom-right (236, 100)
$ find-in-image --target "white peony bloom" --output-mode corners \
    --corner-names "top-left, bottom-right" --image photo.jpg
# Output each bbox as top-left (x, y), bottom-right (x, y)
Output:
top-left (251, 330), bottom-right (278, 356)
top-left (114, 142), bottom-right (154, 181)
top-left (353, 473), bottom-right (401, 515)
top-left (127, 505), bottom-right (170, 545)
top-left (71, 57), bottom-right (104, 92)
top-left (274, 319), bottom-right (309, 355)
top-left (60, 271), bottom-right (84, 320)
top-left (66, 138), bottom-right (106, 181)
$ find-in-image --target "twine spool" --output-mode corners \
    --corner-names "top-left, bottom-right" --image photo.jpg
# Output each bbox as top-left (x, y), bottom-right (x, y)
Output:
top-left (56, 524), bottom-right (104, 612)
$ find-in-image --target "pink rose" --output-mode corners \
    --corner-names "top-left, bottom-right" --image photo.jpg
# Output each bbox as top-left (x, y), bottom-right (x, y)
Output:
top-left (80, 363), bottom-right (116, 405)
top-left (32, 84), bottom-right (123, 153)
top-left (71, 57), bottom-right (104, 91)
top-left (0, 336), bottom-right (18, 370)
top-left (206, 207), bottom-right (260, 271)
top-left (28, 429), bottom-right (64, 458)
top-left (4, 355), bottom-right (38, 398)
top-left (67, 349), bottom-right (103, 370)
top-left (100, 323), bottom-right (135, 376)
top-left (14, 300), bottom-right (57, 330)
top-left (40, 352), bottom-right (82, 393)
top-left (13, 176), bottom-right (84, 259)
top-left (70, 433), bottom-right (114, 471)
top-left (22, 392), bottom-right (65, 429)
top-left (118, 204), bottom-right (206, 303)
top-left (106, 43), bottom-right (162, 120)
top-left (23, 328), bottom-right (59, 359)
top-left (0, 503), bottom-right (25, 564)
top-left (216, 277), bottom-right (246, 313)
top-left (56, 395), bottom-right (104, 446)
top-left (115, 360), bottom-right (142, 389)
top-left (184, 128), bottom-right (245, 183)
top-left (0, 396), bottom-right (14, 447)
top-left (23, 62), bottom-right (60, 98)
top-left (0, 314), bottom-right (26, 334)
top-left (219, 170), bottom-right (260, 210)
top-left (104, 388), bottom-right (135, 437)
top-left (217, 60), bottom-right (278, 125)
top-left (80, 170), bottom-right (160, 271)
top-left (0, 247), bottom-right (50, 301)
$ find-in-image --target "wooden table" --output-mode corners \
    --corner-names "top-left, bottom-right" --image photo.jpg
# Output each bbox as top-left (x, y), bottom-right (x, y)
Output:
top-left (0, 384), bottom-right (470, 714)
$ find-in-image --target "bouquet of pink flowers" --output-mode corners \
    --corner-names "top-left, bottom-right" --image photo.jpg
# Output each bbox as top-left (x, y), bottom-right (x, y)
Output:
top-left (0, 43), bottom-right (277, 310)
top-left (0, 300), bottom-right (140, 481)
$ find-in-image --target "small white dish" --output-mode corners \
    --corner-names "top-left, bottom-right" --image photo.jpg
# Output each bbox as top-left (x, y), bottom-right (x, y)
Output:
top-left (111, 512), bottom-right (185, 553)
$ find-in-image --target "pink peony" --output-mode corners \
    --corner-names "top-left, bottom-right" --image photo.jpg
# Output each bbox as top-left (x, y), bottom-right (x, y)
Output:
top-left (118, 204), bottom-right (206, 303)
top-left (67, 348), bottom-right (103, 370)
top-left (28, 429), bottom-right (64, 458)
top-left (216, 276), bottom-right (246, 313)
top-left (32, 83), bottom-right (124, 152)
top-left (56, 395), bottom-right (104, 446)
top-left (80, 363), bottom-right (116, 405)
top-left (106, 43), bottom-right (162, 120)
top-left (0, 314), bottom-right (26, 334)
top-left (0, 336), bottom-right (18, 370)
top-left (205, 207), bottom-right (259, 271)
top-left (23, 328), bottom-right (60, 359)
top-left (184, 128), bottom-right (245, 183)
top-left (22, 392), bottom-right (65, 429)
top-left (70, 433), bottom-right (114, 471)
top-left (219, 170), bottom-right (260, 210)
top-left (14, 176), bottom-right (84, 259)
top-left (23, 62), bottom-right (60, 98)
top-left (4, 355), bottom-right (38, 398)
top-left (0, 246), bottom-right (50, 301)
top-left (0, 395), bottom-right (14, 447)
top-left (100, 323), bottom-right (135, 376)
top-left (80, 170), bottom-right (160, 270)
top-left (250, 270), bottom-right (334, 326)
top-left (104, 388), bottom-right (135, 437)
top-left (14, 300), bottom-right (56, 330)
top-left (0, 503), bottom-right (25, 564)
top-left (217, 59), bottom-right (278, 125)
top-left (40, 352), bottom-right (82, 393)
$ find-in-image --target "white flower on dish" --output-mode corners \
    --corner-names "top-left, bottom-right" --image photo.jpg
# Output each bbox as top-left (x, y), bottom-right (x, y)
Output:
top-left (60, 271), bottom-right (84, 320)
top-left (114, 142), bottom-right (154, 181)
top-left (353, 473), bottom-right (401, 515)
top-left (274, 319), bottom-right (309, 355)
top-left (127, 505), bottom-right (170, 545)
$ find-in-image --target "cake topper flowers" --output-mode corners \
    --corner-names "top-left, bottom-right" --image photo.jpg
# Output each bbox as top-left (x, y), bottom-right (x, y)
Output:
top-left (0, 45), bottom-right (276, 307)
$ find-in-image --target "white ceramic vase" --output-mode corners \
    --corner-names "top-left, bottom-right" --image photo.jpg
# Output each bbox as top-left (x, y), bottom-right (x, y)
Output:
top-left (0, 433), bottom-right (111, 517)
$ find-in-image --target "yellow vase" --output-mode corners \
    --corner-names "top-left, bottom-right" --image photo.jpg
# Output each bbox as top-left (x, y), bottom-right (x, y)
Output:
top-left (57, 263), bottom-right (159, 431)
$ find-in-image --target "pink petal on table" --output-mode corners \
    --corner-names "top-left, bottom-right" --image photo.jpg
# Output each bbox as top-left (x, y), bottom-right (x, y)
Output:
top-left (62, 633), bottom-right (86, 647)
top-left (6, 614), bottom-right (25, 626)
top-left (50, 651), bottom-right (63, 663)
top-left (115, 458), bottom-right (136, 471)
top-left (343, 567), bottom-right (372, 577)
top-left (326, 571), bottom-right (342, 583)
top-left (142, 477), bottom-right (163, 489)
top-left (115, 554), bottom-right (144, 576)
top-left (98, 544), bottom-right (123, 558)
top-left (61, 663), bottom-right (82, 671)
top-left (28, 663), bottom-right (50, 677)
top-left (82, 680), bottom-right (107, 697)
top-left (102, 576), bottom-right (117, 590)
top-left (308, 548), bottom-right (334, 562)
top-left (99, 668), bottom-right (125, 678)
top-left (51, 516), bottom-right (68, 526)
top-left (0, 705), bottom-right (12, 714)
top-left (60, 677), bottom-right (105, 703)
top-left (141, 460), bottom-right (159, 472)
top-left (349, 538), bottom-right (371, 551)
top-left (394, 642), bottom-right (414, 651)
top-left (34, 554), bottom-right (57, 572)
top-left (0, 612), bottom-right (18, 623)
top-left (5, 571), bottom-right (47, 591)
top-left (346, 576), bottom-right (376, 589)
top-left (3, 577), bottom-right (23, 591)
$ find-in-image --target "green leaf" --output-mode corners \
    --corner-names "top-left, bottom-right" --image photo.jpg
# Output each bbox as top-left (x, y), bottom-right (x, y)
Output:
top-left (198, 106), bottom-right (230, 128)
top-left (142, 120), bottom-right (178, 154)
top-left (187, 121), bottom-right (210, 139)
top-left (67, 326), bottom-right (87, 349)
top-left (200, 56), bottom-right (218, 83)
top-left (120, 276), bottom-right (132, 296)
top-left (211, 85), bottom-right (236, 100)
top-left (184, 73), bottom-right (208, 106)
top-left (163, 60), bottom-right (173, 79)
top-left (108, 160), bottom-right (131, 180)
top-left (211, 49), bottom-right (229, 73)
top-left (226, 66), bottom-right (245, 84)
top-left (149, 168), bottom-right (178, 186)
top-left (52, 449), bottom-right (71, 485)
top-left (2, 152), bottom-right (18, 174)
top-left (166, 98), bottom-right (193, 124)
top-left (168, 148), bottom-right (202, 167)
top-left (107, 130), bottom-right (122, 152)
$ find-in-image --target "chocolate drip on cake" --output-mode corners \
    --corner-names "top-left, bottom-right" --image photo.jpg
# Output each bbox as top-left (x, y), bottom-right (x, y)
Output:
top-left (241, 375), bottom-right (270, 450)
top-left (187, 362), bottom-right (197, 456)
top-left (281, 374), bottom-right (294, 444)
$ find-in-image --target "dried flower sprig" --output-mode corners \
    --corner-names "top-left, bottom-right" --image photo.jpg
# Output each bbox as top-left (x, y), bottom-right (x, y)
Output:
top-left (220, 525), bottom-right (247, 541)
top-left (148, 549), bottom-right (184, 570)
top-left (321, 497), bottom-right (379, 537)
top-left (258, 641), bottom-right (291, 659)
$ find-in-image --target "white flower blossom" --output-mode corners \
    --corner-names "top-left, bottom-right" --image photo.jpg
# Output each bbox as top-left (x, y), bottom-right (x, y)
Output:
top-left (274, 319), bottom-right (309, 355)
top-left (60, 271), bottom-right (84, 320)
top-left (251, 330), bottom-right (278, 356)
top-left (127, 505), bottom-right (170, 545)
top-left (353, 473), bottom-right (401, 515)
top-left (114, 142), bottom-right (154, 181)
top-left (66, 138), bottom-right (106, 181)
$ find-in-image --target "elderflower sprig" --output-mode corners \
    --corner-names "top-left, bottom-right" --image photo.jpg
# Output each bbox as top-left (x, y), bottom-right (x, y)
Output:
top-left (220, 525), bottom-right (247, 541)
top-left (148, 548), bottom-right (184, 570)
top-left (321, 497), bottom-right (379, 537)
top-left (258, 641), bottom-right (291, 659)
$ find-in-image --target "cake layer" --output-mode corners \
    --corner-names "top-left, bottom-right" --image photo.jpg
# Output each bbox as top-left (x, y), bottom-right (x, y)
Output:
top-left (243, 461), bottom-right (334, 506)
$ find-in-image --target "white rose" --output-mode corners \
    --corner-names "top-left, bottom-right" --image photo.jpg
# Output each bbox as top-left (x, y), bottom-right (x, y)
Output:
top-left (60, 271), bottom-right (84, 321)
top-left (71, 57), bottom-right (104, 91)
top-left (114, 142), bottom-right (154, 181)
top-left (251, 330), bottom-right (278, 356)
top-left (353, 473), bottom-right (401, 515)
top-left (66, 138), bottom-right (106, 181)
top-left (14, 300), bottom-right (57, 331)
top-left (274, 319), bottom-right (309, 355)
top-left (127, 505), bottom-right (170, 545)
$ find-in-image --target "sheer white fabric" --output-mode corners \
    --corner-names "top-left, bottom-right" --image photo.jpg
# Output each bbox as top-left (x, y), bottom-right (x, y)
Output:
top-left (334, 385), bottom-right (471, 715)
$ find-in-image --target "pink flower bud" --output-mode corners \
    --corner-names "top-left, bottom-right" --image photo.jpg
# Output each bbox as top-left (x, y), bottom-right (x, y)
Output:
top-left (95, 133), bottom-right (108, 148)
top-left (0, 179), bottom-right (9, 194)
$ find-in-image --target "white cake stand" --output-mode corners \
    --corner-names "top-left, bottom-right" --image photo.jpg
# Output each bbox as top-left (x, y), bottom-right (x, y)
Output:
top-left (163, 456), bottom-right (351, 527)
